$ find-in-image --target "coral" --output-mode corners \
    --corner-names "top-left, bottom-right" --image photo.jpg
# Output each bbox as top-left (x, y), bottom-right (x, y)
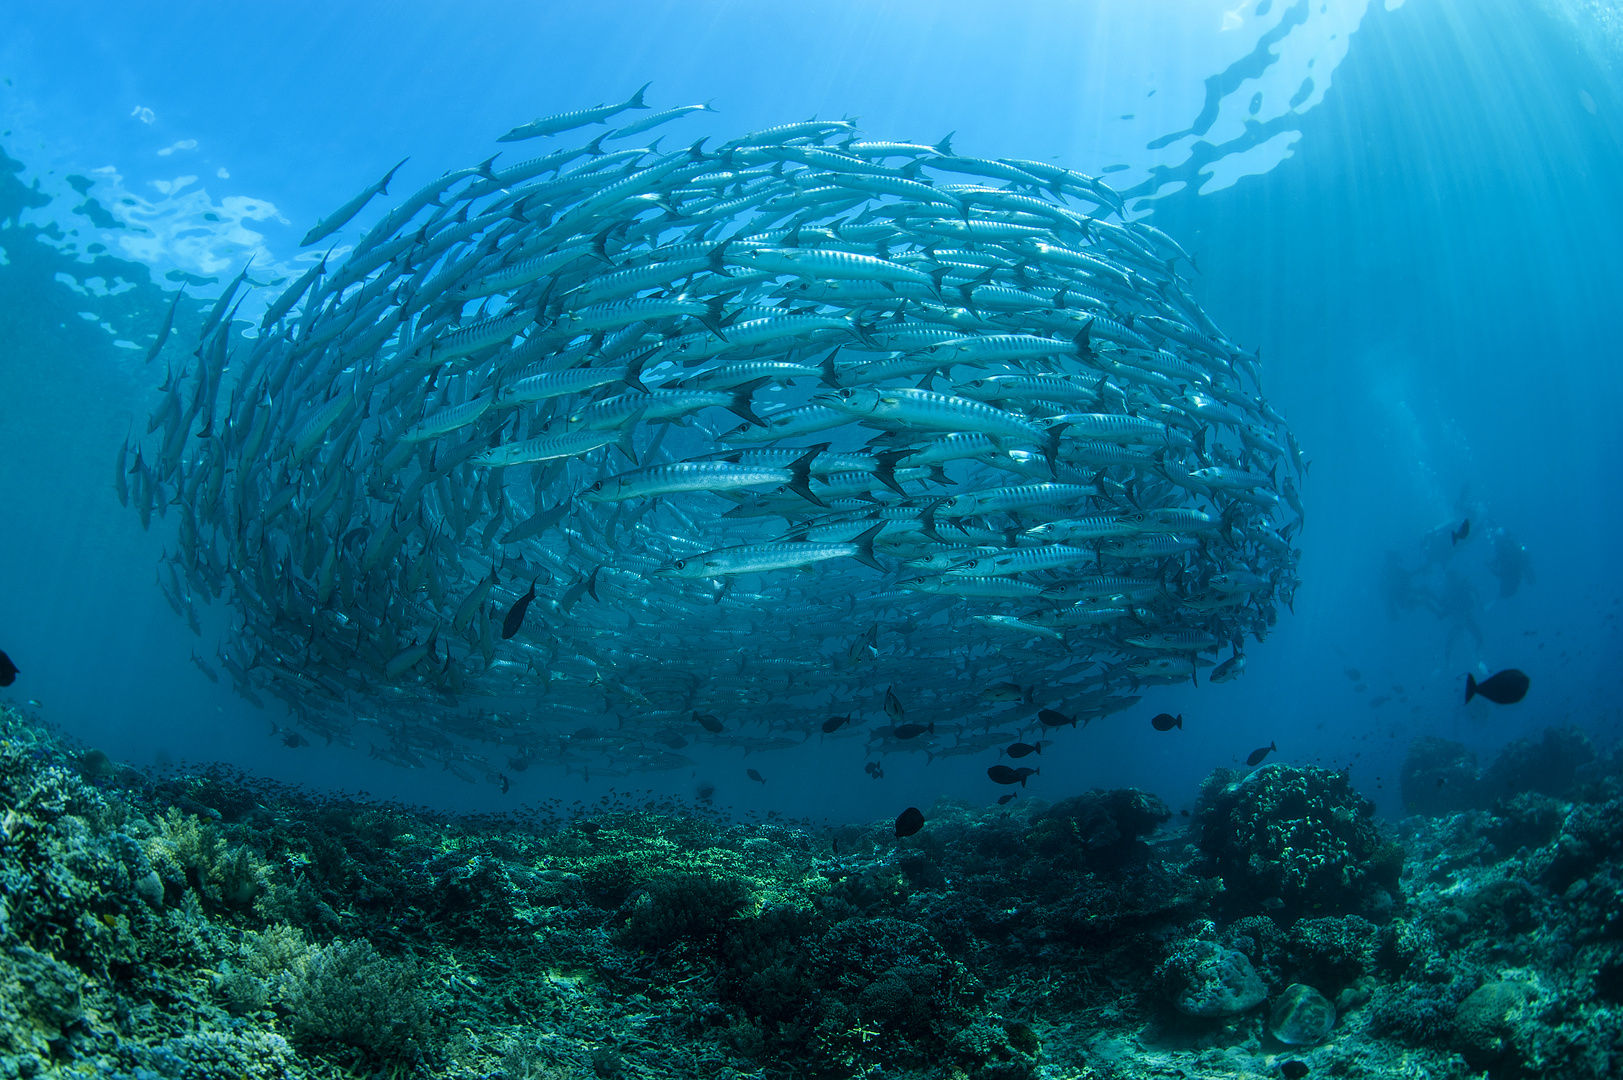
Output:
top-left (1267, 983), bottom-right (1336, 1045)
top-left (1195, 764), bottom-right (1400, 921)
top-left (1400, 736), bottom-right (1485, 815)
top-left (1157, 937), bottom-right (1268, 1017)
top-left (1030, 787), bottom-right (1172, 869)
top-left (1285, 915), bottom-right (1378, 996)
top-left (619, 869), bottom-right (754, 953)
top-left (1455, 979), bottom-right (1535, 1068)
top-left (1481, 725), bottom-right (1596, 801)
top-left (283, 939), bottom-right (427, 1061)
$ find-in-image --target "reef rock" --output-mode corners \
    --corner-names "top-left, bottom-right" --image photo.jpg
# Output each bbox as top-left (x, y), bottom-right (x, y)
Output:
top-left (1162, 940), bottom-right (1268, 1017)
top-left (1195, 764), bottom-right (1402, 920)
top-left (1269, 983), bottom-right (1336, 1045)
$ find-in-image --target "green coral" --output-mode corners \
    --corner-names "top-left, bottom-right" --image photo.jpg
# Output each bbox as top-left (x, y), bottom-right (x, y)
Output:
top-left (1195, 764), bottom-right (1401, 920)
top-left (283, 938), bottom-right (428, 1061)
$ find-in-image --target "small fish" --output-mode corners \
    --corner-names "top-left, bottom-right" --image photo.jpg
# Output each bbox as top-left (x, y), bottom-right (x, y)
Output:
top-left (499, 774), bottom-right (510, 795)
top-left (1004, 742), bottom-right (1041, 758)
top-left (894, 806), bottom-right (925, 838)
top-left (695, 712), bottom-right (724, 733)
top-left (1281, 1061), bottom-right (1309, 1080)
top-left (1465, 668), bottom-right (1529, 705)
top-left (579, 821), bottom-right (601, 834)
top-left (847, 623), bottom-right (879, 665)
top-left (1151, 712), bottom-right (1182, 731)
top-left (987, 765), bottom-right (1039, 786)
top-left (864, 761), bottom-right (885, 780)
top-left (892, 722), bottom-right (933, 740)
top-left (696, 783), bottom-right (716, 802)
top-left (282, 730), bottom-right (310, 748)
top-left (883, 686), bottom-right (905, 724)
top-left (1451, 518), bottom-right (1471, 545)
top-left (1344, 667), bottom-right (1361, 681)
top-left (501, 578), bottom-right (539, 639)
top-left (189, 652), bottom-right (219, 683)
top-left (997, 793), bottom-right (1017, 805)
top-left (1038, 708), bottom-right (1083, 729)
top-left (822, 715), bottom-right (852, 734)
top-left (981, 682), bottom-right (1034, 703)
top-left (0, 649), bottom-right (19, 687)
top-left (747, 768), bottom-right (766, 784)
top-left (1246, 741), bottom-right (1277, 766)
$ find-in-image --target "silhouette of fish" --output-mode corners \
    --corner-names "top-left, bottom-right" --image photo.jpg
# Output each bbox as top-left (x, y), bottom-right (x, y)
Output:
top-left (501, 578), bottom-right (539, 639)
top-left (0, 649), bottom-right (17, 687)
top-left (1466, 668), bottom-right (1529, 705)
top-left (747, 768), bottom-right (765, 784)
top-left (894, 806), bottom-right (924, 838)
top-left (1246, 741), bottom-right (1277, 766)
top-left (1151, 712), bottom-right (1182, 731)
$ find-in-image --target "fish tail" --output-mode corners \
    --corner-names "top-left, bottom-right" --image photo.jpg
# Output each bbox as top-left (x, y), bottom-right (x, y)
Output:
top-left (785, 442), bottom-right (830, 507)
top-left (933, 132), bottom-right (955, 155)
top-left (1465, 673), bottom-right (1477, 703)
top-left (724, 377), bottom-right (771, 427)
top-left (851, 523), bottom-right (886, 573)
top-left (629, 82), bottom-right (652, 109)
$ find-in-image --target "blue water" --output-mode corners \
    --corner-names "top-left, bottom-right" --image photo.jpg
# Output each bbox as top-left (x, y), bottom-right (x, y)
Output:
top-left (0, 0), bottom-right (1618, 823)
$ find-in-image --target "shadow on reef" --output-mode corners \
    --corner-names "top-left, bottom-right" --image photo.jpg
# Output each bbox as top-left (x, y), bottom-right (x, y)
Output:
top-left (2, 702), bottom-right (1622, 1079)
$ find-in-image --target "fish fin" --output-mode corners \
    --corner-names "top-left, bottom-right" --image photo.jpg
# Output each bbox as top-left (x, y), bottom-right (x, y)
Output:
top-left (585, 132), bottom-right (609, 157)
top-left (1074, 322), bottom-right (1093, 358)
top-left (628, 82), bottom-right (652, 109)
top-left (725, 377), bottom-right (772, 426)
top-left (818, 344), bottom-right (844, 388)
top-left (706, 238), bottom-right (732, 276)
top-left (379, 157), bottom-right (410, 194)
top-left (475, 154), bottom-right (499, 180)
top-left (934, 132), bottom-right (955, 155)
top-left (785, 442), bottom-right (830, 507)
top-left (851, 523), bottom-right (886, 572)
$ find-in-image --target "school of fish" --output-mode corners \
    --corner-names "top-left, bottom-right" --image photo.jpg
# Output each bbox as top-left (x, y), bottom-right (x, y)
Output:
top-left (119, 87), bottom-right (1304, 790)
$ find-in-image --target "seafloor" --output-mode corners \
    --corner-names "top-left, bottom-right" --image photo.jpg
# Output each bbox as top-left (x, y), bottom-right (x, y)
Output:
top-left (0, 703), bottom-right (1617, 1080)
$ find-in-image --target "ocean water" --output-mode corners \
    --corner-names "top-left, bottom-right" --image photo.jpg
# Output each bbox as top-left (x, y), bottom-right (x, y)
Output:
top-left (0, 0), bottom-right (1619, 829)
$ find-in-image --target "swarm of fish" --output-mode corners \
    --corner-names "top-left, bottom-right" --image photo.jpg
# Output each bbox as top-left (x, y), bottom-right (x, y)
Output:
top-left (119, 87), bottom-right (1303, 788)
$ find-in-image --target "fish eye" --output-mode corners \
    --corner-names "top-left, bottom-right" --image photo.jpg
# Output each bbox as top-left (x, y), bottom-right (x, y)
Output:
top-left (592, 481), bottom-right (603, 491)
top-left (839, 388), bottom-right (855, 399)
top-left (673, 560), bottom-right (686, 570)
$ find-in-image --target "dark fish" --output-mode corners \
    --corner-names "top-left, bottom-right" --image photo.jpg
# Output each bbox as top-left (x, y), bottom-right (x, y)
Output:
top-left (1246, 741), bottom-right (1277, 766)
top-left (658, 732), bottom-right (689, 750)
top-left (0, 649), bottom-right (18, 687)
top-left (894, 806), bottom-right (924, 838)
top-left (499, 774), bottom-right (510, 794)
top-left (696, 783), bottom-right (716, 802)
top-left (1344, 667), bottom-right (1361, 681)
top-left (997, 793), bottom-right (1017, 805)
top-left (695, 712), bottom-right (724, 733)
top-left (1004, 742), bottom-right (1041, 758)
top-left (1451, 518), bottom-right (1470, 545)
top-left (747, 768), bottom-right (765, 784)
top-left (893, 722), bottom-right (933, 740)
top-left (864, 761), bottom-right (884, 779)
top-left (1151, 712), bottom-right (1182, 731)
top-left (1466, 668), bottom-right (1529, 705)
top-left (283, 731), bottom-right (309, 748)
top-left (501, 577), bottom-right (539, 639)
top-left (822, 715), bottom-right (852, 734)
top-left (1038, 708), bottom-right (1083, 728)
top-left (987, 765), bottom-right (1039, 786)
top-left (883, 686), bottom-right (905, 724)
top-left (579, 821), bottom-right (601, 834)
top-left (1281, 1061), bottom-right (1309, 1080)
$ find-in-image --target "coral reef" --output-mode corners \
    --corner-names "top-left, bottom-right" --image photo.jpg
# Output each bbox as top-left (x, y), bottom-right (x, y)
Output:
top-left (3, 704), bottom-right (1623, 1079)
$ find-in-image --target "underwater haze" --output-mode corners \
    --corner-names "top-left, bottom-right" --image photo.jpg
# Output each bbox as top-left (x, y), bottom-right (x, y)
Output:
top-left (2, 0), bottom-right (1617, 820)
top-left (3, 3), bottom-right (1623, 1079)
